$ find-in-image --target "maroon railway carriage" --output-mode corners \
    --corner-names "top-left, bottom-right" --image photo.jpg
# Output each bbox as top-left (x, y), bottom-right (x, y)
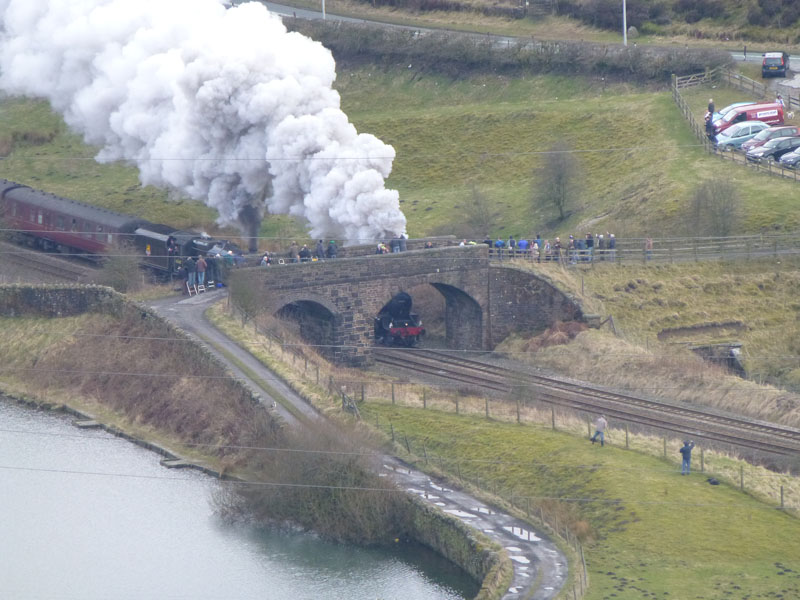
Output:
top-left (0, 180), bottom-right (147, 257)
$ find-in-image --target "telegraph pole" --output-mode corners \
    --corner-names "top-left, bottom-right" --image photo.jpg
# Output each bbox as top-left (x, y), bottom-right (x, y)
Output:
top-left (622, 0), bottom-right (627, 46)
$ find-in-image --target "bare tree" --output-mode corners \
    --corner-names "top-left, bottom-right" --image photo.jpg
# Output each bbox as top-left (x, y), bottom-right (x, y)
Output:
top-left (687, 179), bottom-right (741, 237)
top-left (94, 242), bottom-right (143, 293)
top-left (533, 141), bottom-right (580, 221)
top-left (462, 185), bottom-right (497, 238)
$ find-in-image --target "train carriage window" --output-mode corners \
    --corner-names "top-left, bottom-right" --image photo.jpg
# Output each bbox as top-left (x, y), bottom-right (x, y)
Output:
top-left (71, 218), bottom-right (78, 232)
top-left (56, 216), bottom-right (64, 230)
top-left (10, 202), bottom-right (16, 216)
top-left (37, 211), bottom-right (43, 225)
top-left (96, 225), bottom-right (103, 240)
top-left (30, 209), bottom-right (35, 222)
top-left (107, 233), bottom-right (113, 244)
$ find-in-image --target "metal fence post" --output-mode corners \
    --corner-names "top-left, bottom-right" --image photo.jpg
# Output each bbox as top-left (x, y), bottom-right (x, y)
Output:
top-left (625, 423), bottom-right (629, 449)
top-left (551, 405), bottom-right (556, 430)
top-left (391, 383), bottom-right (395, 405)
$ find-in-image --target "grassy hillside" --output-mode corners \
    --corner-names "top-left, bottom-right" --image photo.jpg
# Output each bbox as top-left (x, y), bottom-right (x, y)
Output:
top-left (3, 69), bottom-right (798, 244)
top-left (337, 69), bottom-right (800, 238)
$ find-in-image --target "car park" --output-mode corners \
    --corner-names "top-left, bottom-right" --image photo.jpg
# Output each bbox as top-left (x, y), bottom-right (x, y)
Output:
top-left (745, 136), bottom-right (800, 163)
top-left (762, 52), bottom-right (791, 78)
top-left (711, 102), bottom-right (756, 123)
top-left (740, 125), bottom-right (800, 152)
top-left (713, 102), bottom-right (784, 135)
top-left (714, 121), bottom-right (769, 150)
top-left (778, 149), bottom-right (800, 169)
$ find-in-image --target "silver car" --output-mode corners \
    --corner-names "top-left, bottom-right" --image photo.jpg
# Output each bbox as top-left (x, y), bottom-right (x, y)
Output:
top-left (715, 120), bottom-right (770, 150)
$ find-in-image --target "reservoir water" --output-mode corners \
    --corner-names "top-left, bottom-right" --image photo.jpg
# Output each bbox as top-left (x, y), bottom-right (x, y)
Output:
top-left (0, 401), bottom-right (478, 599)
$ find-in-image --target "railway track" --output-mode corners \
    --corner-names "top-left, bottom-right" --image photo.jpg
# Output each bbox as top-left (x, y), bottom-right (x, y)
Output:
top-left (374, 348), bottom-right (800, 456)
top-left (0, 240), bottom-right (96, 283)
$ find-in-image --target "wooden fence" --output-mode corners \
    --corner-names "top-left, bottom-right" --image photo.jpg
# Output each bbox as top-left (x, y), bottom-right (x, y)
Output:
top-left (488, 231), bottom-right (800, 265)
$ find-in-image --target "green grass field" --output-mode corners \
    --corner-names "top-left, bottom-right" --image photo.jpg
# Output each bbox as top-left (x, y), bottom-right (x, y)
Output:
top-left (363, 404), bottom-right (800, 600)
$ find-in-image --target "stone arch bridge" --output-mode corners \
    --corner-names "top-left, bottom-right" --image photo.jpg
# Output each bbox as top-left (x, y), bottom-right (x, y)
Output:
top-left (231, 245), bottom-right (587, 366)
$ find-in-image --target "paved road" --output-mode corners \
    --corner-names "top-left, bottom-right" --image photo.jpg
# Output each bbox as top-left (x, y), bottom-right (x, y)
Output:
top-left (148, 290), bottom-right (568, 600)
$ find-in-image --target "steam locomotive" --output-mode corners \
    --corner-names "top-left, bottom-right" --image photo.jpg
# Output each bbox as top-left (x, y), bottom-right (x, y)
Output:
top-left (374, 292), bottom-right (425, 347)
top-left (0, 179), bottom-right (243, 277)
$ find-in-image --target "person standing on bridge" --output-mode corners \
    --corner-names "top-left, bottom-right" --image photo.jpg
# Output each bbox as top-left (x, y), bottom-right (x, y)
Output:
top-left (590, 414), bottom-right (608, 446)
top-left (326, 239), bottom-right (338, 259)
top-left (679, 440), bottom-right (696, 475)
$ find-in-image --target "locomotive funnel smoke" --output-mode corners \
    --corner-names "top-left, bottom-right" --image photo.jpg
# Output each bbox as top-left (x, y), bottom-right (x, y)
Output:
top-left (0, 0), bottom-right (406, 245)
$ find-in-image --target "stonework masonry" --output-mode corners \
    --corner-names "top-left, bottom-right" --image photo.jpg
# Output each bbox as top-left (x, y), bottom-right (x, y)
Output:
top-left (234, 245), bottom-right (586, 366)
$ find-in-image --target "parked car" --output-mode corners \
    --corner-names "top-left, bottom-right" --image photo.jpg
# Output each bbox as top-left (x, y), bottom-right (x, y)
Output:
top-left (778, 149), bottom-right (800, 169)
top-left (714, 102), bottom-right (784, 135)
top-left (745, 136), bottom-right (800, 163)
top-left (740, 125), bottom-right (800, 152)
top-left (711, 102), bottom-right (756, 123)
top-left (762, 52), bottom-right (790, 78)
top-left (714, 121), bottom-right (769, 150)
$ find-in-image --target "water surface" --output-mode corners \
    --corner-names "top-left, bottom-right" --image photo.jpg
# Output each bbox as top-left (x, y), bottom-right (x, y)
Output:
top-left (0, 401), bottom-right (477, 600)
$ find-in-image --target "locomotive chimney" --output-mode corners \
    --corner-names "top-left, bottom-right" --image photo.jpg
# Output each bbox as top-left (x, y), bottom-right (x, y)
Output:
top-left (237, 205), bottom-right (261, 253)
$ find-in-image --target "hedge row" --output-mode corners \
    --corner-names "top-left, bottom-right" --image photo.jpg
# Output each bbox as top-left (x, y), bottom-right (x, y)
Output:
top-left (289, 19), bottom-right (733, 81)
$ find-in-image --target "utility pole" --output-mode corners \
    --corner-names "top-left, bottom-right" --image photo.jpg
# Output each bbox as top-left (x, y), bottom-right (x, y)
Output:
top-left (322, 0), bottom-right (326, 19)
top-left (622, 0), bottom-right (627, 46)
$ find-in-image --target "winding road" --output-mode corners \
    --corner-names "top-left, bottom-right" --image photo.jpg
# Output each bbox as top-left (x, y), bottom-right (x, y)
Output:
top-left (148, 290), bottom-right (569, 600)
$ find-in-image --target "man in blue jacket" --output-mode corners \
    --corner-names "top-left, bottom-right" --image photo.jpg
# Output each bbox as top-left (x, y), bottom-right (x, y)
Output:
top-left (680, 440), bottom-right (696, 475)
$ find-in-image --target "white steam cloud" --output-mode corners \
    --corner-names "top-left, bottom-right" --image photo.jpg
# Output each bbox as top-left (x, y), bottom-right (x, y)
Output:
top-left (0, 0), bottom-right (406, 245)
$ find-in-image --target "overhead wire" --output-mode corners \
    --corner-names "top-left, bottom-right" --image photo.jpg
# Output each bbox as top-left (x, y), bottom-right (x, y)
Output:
top-left (0, 463), bottom-right (792, 511)
top-left (0, 425), bottom-right (792, 479)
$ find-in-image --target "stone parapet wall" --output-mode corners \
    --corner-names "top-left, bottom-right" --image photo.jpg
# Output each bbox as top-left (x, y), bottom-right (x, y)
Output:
top-left (405, 496), bottom-right (513, 600)
top-left (0, 284), bottom-right (126, 318)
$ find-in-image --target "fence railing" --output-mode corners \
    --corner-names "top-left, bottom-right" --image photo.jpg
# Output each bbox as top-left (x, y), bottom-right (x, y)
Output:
top-left (487, 232), bottom-right (800, 265)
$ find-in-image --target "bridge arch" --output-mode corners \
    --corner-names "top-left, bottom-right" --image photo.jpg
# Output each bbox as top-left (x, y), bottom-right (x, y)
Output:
top-left (231, 245), bottom-right (587, 366)
top-left (429, 282), bottom-right (483, 350)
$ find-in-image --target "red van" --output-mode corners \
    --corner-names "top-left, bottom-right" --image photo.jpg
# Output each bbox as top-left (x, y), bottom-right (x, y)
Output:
top-left (713, 102), bottom-right (784, 135)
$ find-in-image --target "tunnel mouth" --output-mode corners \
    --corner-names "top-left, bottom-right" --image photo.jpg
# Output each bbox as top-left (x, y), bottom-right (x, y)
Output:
top-left (277, 300), bottom-right (336, 359)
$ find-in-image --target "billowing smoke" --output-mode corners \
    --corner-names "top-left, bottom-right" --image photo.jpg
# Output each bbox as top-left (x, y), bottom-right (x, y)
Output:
top-left (0, 0), bottom-right (406, 246)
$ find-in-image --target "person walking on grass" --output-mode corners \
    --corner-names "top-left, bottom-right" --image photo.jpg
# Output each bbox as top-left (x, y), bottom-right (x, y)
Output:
top-left (590, 414), bottom-right (608, 446)
top-left (680, 440), bottom-right (696, 475)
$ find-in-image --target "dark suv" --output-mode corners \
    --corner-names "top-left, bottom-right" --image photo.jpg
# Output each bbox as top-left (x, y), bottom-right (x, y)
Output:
top-left (746, 136), bottom-right (800, 163)
top-left (762, 52), bottom-right (790, 77)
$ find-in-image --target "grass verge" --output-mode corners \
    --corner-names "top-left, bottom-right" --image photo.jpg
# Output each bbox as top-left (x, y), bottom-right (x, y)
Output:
top-left (362, 403), bottom-right (800, 600)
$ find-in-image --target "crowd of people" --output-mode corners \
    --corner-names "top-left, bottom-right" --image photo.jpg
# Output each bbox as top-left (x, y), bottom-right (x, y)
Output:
top-left (270, 239), bottom-right (339, 265)
top-left (478, 232), bottom-right (618, 264)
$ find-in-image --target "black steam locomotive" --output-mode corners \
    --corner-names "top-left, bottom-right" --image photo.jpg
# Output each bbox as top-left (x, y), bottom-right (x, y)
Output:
top-left (0, 179), bottom-right (243, 278)
top-left (374, 292), bottom-right (425, 347)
